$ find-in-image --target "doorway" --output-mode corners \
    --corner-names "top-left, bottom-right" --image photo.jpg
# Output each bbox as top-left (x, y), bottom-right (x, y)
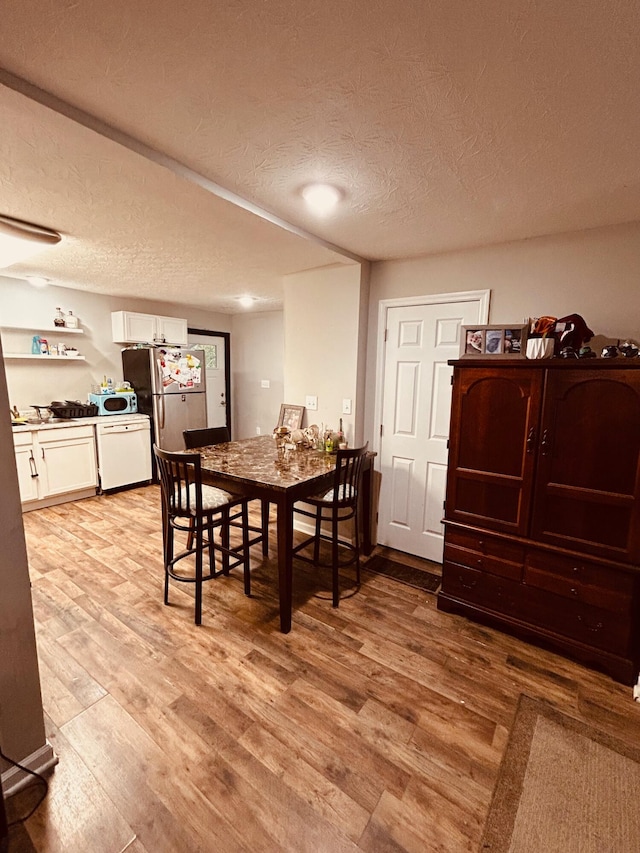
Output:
top-left (188, 329), bottom-right (231, 434)
top-left (374, 290), bottom-right (490, 562)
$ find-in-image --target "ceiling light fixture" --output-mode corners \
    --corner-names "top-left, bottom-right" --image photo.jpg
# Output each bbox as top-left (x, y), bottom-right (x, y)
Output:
top-left (0, 214), bottom-right (62, 269)
top-left (25, 275), bottom-right (50, 288)
top-left (238, 296), bottom-right (256, 308)
top-left (301, 183), bottom-right (342, 216)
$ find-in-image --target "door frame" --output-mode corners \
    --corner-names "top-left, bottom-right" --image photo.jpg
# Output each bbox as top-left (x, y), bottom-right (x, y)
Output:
top-left (188, 328), bottom-right (232, 436)
top-left (372, 289), bottom-right (490, 551)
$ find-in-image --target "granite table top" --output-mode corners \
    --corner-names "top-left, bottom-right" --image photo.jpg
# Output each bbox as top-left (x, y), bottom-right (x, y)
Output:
top-left (198, 434), bottom-right (337, 493)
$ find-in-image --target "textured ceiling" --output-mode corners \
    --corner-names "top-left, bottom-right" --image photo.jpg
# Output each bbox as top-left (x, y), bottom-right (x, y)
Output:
top-left (1, 0), bottom-right (639, 312)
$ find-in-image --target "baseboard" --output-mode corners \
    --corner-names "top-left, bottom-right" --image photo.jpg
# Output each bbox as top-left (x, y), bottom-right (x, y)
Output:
top-left (1, 741), bottom-right (58, 796)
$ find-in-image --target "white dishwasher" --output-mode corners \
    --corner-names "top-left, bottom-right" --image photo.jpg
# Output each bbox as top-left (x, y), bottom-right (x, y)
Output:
top-left (95, 415), bottom-right (152, 491)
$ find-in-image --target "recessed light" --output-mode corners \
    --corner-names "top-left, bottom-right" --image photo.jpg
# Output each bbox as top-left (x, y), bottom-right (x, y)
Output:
top-left (25, 275), bottom-right (50, 288)
top-left (238, 296), bottom-right (256, 308)
top-left (301, 183), bottom-right (342, 216)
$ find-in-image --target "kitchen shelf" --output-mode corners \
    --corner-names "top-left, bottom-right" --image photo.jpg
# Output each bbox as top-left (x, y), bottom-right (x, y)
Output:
top-left (4, 353), bottom-right (86, 360)
top-left (0, 324), bottom-right (83, 334)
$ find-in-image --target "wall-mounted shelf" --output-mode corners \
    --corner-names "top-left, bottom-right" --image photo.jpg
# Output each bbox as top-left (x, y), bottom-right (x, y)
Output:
top-left (0, 325), bottom-right (83, 334)
top-left (4, 354), bottom-right (86, 361)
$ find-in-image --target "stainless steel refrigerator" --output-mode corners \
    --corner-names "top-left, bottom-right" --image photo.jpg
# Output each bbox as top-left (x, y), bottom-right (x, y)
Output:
top-left (122, 346), bottom-right (207, 453)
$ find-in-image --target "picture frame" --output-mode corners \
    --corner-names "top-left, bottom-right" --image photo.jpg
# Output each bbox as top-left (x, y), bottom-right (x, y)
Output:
top-left (460, 324), bottom-right (528, 358)
top-left (277, 403), bottom-right (305, 431)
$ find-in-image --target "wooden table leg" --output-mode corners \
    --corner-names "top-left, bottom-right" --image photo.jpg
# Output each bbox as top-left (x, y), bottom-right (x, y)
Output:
top-left (276, 496), bottom-right (293, 633)
top-left (261, 499), bottom-right (270, 556)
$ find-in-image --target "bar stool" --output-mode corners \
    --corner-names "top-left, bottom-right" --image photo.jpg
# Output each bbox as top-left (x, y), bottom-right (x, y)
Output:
top-left (292, 443), bottom-right (369, 606)
top-left (183, 427), bottom-right (268, 553)
top-left (153, 445), bottom-right (251, 625)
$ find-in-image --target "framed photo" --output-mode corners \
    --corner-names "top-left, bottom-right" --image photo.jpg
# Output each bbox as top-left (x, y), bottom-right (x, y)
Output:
top-left (277, 403), bottom-right (305, 431)
top-left (460, 324), bottom-right (528, 358)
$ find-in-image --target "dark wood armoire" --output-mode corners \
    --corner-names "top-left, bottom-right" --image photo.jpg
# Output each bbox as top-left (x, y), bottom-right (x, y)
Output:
top-left (438, 359), bottom-right (640, 684)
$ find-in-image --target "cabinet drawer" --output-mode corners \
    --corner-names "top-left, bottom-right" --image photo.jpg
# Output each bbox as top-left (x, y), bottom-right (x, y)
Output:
top-left (13, 431), bottom-right (34, 448)
top-left (524, 551), bottom-right (635, 612)
top-left (40, 424), bottom-right (95, 442)
top-left (442, 561), bottom-right (633, 656)
top-left (441, 562), bottom-right (524, 612)
top-left (445, 529), bottom-right (523, 581)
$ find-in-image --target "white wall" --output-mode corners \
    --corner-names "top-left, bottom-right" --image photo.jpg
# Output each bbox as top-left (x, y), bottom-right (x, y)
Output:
top-left (0, 275), bottom-right (231, 414)
top-left (231, 310), bottom-right (284, 439)
top-left (283, 262), bottom-right (368, 447)
top-left (365, 221), bottom-right (640, 434)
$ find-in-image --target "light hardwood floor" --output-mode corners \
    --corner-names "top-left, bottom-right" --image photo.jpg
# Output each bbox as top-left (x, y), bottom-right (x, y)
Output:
top-left (9, 484), bottom-right (640, 852)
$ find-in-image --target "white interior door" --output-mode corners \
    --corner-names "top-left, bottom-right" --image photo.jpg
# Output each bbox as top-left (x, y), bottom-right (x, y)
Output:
top-left (188, 333), bottom-right (227, 429)
top-left (376, 292), bottom-right (489, 562)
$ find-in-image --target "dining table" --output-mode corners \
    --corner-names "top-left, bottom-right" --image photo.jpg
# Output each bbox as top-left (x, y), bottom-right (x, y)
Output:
top-left (197, 434), bottom-right (375, 633)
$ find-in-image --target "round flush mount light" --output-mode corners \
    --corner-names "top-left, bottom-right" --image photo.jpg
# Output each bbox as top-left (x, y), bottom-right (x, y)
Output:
top-left (238, 296), bottom-right (256, 309)
top-left (301, 183), bottom-right (342, 216)
top-left (25, 275), bottom-right (50, 288)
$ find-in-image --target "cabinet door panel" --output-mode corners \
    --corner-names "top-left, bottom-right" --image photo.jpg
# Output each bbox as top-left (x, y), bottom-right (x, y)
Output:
top-left (14, 444), bottom-right (40, 502)
top-left (446, 368), bottom-right (542, 535)
top-left (40, 436), bottom-right (97, 496)
top-left (532, 370), bottom-right (640, 562)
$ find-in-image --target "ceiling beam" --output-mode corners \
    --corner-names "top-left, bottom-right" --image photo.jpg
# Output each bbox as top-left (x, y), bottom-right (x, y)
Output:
top-left (0, 67), bottom-right (366, 265)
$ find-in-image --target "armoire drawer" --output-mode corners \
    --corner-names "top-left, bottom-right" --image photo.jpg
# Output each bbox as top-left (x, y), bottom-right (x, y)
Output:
top-left (524, 551), bottom-right (635, 613)
top-left (445, 528), bottom-right (524, 581)
top-left (442, 561), bottom-right (633, 656)
top-left (441, 562), bottom-right (524, 612)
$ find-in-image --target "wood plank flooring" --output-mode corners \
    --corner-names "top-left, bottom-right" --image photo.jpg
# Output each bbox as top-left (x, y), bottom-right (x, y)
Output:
top-left (8, 484), bottom-right (640, 851)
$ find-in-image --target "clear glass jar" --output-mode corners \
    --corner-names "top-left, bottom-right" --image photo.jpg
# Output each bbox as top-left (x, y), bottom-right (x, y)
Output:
top-left (64, 310), bottom-right (79, 329)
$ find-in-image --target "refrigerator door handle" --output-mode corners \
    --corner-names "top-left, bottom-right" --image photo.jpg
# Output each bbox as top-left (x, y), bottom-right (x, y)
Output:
top-left (155, 356), bottom-right (165, 395)
top-left (158, 392), bottom-right (165, 430)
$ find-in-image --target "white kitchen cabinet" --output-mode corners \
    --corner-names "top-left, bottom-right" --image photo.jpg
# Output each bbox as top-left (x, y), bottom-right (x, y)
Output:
top-left (13, 433), bottom-right (41, 504)
top-left (13, 424), bottom-right (98, 510)
top-left (111, 311), bottom-right (188, 346)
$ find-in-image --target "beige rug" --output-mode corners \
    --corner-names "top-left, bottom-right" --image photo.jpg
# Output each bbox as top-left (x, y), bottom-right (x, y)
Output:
top-left (480, 694), bottom-right (640, 852)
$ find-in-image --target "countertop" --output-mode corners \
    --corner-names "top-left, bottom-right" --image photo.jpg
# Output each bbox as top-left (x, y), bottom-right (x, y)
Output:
top-left (11, 413), bottom-right (150, 433)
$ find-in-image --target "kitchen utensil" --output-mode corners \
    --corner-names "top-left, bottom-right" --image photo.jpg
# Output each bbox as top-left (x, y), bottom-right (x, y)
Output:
top-left (31, 405), bottom-right (52, 422)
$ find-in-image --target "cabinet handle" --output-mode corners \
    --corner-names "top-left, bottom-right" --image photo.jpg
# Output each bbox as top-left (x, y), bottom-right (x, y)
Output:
top-left (540, 429), bottom-right (550, 455)
top-left (570, 587), bottom-right (578, 597)
top-left (577, 615), bottom-right (603, 633)
top-left (526, 427), bottom-right (536, 453)
top-left (29, 450), bottom-right (39, 479)
top-left (458, 576), bottom-right (477, 590)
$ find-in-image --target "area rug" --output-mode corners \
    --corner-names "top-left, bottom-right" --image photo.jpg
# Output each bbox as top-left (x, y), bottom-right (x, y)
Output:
top-left (480, 694), bottom-right (640, 852)
top-left (364, 553), bottom-right (441, 593)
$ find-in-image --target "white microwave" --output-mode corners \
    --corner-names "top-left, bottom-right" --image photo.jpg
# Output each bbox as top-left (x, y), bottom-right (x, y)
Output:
top-left (89, 392), bottom-right (138, 415)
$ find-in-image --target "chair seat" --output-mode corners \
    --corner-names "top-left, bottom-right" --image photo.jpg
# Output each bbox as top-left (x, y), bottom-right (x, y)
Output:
top-left (178, 483), bottom-right (234, 514)
top-left (310, 484), bottom-right (357, 503)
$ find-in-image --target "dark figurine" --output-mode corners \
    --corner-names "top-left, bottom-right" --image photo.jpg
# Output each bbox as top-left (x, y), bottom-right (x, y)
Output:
top-left (560, 346), bottom-right (578, 358)
top-left (578, 346), bottom-right (596, 359)
top-left (619, 341), bottom-right (639, 358)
